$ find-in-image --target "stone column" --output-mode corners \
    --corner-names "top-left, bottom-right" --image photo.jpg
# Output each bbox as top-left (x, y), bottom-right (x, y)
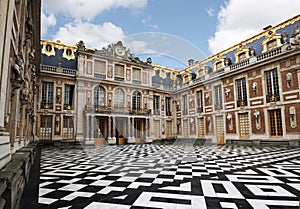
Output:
top-left (85, 115), bottom-right (89, 142)
top-left (145, 118), bottom-right (150, 143)
top-left (127, 117), bottom-right (131, 139)
top-left (108, 116), bottom-right (116, 145)
top-left (89, 115), bottom-right (95, 144)
top-left (108, 116), bottom-right (111, 140)
top-left (128, 117), bottom-right (135, 144)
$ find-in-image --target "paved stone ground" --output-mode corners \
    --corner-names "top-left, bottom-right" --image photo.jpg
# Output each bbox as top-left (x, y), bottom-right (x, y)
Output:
top-left (36, 144), bottom-right (300, 209)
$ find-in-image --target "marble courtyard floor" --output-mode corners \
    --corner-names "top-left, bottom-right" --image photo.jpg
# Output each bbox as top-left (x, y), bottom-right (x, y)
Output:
top-left (27, 144), bottom-right (300, 208)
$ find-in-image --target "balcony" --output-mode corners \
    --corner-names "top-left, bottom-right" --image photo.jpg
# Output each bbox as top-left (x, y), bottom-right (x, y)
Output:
top-left (177, 46), bottom-right (285, 90)
top-left (166, 111), bottom-right (172, 116)
top-left (40, 65), bottom-right (77, 76)
top-left (41, 103), bottom-right (53, 109)
top-left (266, 94), bottom-right (280, 103)
top-left (197, 107), bottom-right (203, 113)
top-left (214, 104), bottom-right (223, 111)
top-left (237, 100), bottom-right (247, 107)
top-left (64, 104), bottom-right (73, 110)
top-left (85, 105), bottom-right (150, 116)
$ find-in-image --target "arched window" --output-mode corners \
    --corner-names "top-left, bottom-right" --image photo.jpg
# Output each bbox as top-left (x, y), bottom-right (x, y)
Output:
top-left (114, 88), bottom-right (125, 108)
top-left (132, 91), bottom-right (142, 110)
top-left (94, 86), bottom-right (105, 106)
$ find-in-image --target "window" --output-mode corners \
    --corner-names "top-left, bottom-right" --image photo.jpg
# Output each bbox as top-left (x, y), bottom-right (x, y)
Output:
top-left (64, 84), bottom-right (74, 110)
top-left (115, 64), bottom-right (125, 80)
top-left (238, 52), bottom-right (247, 62)
top-left (196, 90), bottom-right (203, 113)
top-left (40, 116), bottom-right (52, 140)
top-left (132, 91), bottom-right (142, 110)
top-left (265, 69), bottom-right (280, 102)
top-left (94, 86), bottom-right (105, 107)
top-left (182, 95), bottom-right (188, 115)
top-left (45, 44), bottom-right (52, 52)
top-left (41, 82), bottom-right (54, 109)
top-left (214, 85), bottom-right (223, 110)
top-left (94, 60), bottom-right (106, 75)
top-left (113, 88), bottom-right (124, 108)
top-left (267, 40), bottom-right (277, 51)
top-left (165, 97), bottom-right (171, 116)
top-left (63, 116), bottom-right (74, 139)
top-left (153, 95), bottom-right (160, 115)
top-left (236, 78), bottom-right (247, 107)
top-left (133, 68), bottom-right (141, 84)
top-left (216, 62), bottom-right (223, 71)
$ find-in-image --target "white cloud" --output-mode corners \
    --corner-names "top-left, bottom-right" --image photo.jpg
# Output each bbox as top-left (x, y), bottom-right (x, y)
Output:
top-left (208, 0), bottom-right (300, 54)
top-left (41, 10), bottom-right (56, 36)
top-left (206, 8), bottom-right (215, 17)
top-left (52, 21), bottom-right (125, 48)
top-left (42, 0), bottom-right (148, 21)
top-left (142, 15), bottom-right (159, 30)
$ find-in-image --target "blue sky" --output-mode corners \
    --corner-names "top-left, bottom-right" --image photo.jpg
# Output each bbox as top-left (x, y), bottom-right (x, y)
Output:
top-left (42, 0), bottom-right (300, 68)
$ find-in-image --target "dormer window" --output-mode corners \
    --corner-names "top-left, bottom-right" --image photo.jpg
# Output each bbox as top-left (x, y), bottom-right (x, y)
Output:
top-left (216, 62), bottom-right (223, 70)
top-left (262, 30), bottom-right (282, 52)
top-left (238, 52), bottom-right (247, 62)
top-left (267, 39), bottom-right (277, 51)
top-left (234, 44), bottom-right (250, 63)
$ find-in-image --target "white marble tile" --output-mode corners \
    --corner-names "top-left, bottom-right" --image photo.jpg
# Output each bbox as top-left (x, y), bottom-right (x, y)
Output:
top-left (84, 202), bottom-right (131, 209)
top-left (116, 176), bottom-right (138, 182)
top-left (133, 192), bottom-right (206, 209)
top-left (58, 184), bottom-right (87, 191)
top-left (128, 182), bottom-right (151, 189)
top-left (201, 180), bottom-right (244, 199)
top-left (61, 191), bottom-right (94, 201)
top-left (160, 182), bottom-right (191, 191)
top-left (97, 186), bottom-right (126, 194)
top-left (90, 180), bottom-right (113, 186)
top-left (226, 175), bottom-right (282, 183)
top-left (39, 188), bottom-right (55, 197)
top-left (220, 202), bottom-right (238, 209)
top-left (247, 199), bottom-right (299, 209)
top-left (39, 197), bottom-right (57, 205)
top-left (258, 168), bottom-right (298, 177)
top-left (246, 184), bottom-right (296, 197)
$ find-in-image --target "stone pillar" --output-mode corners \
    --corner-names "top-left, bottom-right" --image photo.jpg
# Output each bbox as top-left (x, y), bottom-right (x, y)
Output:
top-left (127, 117), bottom-right (131, 139)
top-left (76, 86), bottom-right (86, 141)
top-left (145, 118), bottom-right (149, 141)
top-left (108, 117), bottom-right (116, 145)
top-left (85, 115), bottom-right (89, 142)
top-left (86, 115), bottom-right (94, 145)
top-left (128, 117), bottom-right (136, 144)
top-left (108, 116), bottom-right (111, 140)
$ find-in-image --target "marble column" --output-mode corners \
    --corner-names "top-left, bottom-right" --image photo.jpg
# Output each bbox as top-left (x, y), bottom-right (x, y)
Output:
top-left (85, 115), bottom-right (90, 142)
top-left (128, 117), bottom-right (136, 144)
top-left (127, 117), bottom-right (131, 140)
top-left (108, 116), bottom-right (116, 145)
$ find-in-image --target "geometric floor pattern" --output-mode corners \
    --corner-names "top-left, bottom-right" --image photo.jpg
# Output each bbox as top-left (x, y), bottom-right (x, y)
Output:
top-left (38, 144), bottom-right (300, 208)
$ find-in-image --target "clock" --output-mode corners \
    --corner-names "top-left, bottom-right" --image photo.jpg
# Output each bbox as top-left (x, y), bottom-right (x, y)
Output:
top-left (115, 46), bottom-right (125, 57)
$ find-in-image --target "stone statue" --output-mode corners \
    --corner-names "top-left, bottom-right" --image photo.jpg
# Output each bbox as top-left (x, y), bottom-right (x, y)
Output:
top-left (250, 46), bottom-right (255, 57)
top-left (77, 40), bottom-right (86, 51)
top-left (282, 31), bottom-right (288, 44)
top-left (290, 25), bottom-right (300, 46)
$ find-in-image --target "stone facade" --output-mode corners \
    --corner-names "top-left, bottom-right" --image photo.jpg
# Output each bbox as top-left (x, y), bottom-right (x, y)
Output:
top-left (0, 0), bottom-right (40, 167)
top-left (38, 15), bottom-right (300, 146)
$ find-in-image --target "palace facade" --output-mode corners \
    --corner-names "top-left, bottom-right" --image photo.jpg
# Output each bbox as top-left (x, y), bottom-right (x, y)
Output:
top-left (0, 0), bottom-right (40, 169)
top-left (38, 15), bottom-right (300, 146)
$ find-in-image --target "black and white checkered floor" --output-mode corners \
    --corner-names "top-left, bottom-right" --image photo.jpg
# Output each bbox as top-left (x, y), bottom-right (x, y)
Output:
top-left (38, 144), bottom-right (300, 208)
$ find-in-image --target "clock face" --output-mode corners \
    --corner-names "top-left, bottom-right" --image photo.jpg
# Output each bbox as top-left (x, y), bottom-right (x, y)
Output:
top-left (115, 46), bottom-right (125, 56)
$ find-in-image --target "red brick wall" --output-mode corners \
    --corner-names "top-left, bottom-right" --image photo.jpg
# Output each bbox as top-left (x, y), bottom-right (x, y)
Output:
top-left (285, 103), bottom-right (300, 134)
top-left (251, 108), bottom-right (265, 134)
top-left (225, 111), bottom-right (236, 134)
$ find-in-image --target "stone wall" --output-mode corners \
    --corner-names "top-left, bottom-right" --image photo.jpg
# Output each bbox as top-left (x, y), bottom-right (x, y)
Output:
top-left (0, 143), bottom-right (37, 209)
